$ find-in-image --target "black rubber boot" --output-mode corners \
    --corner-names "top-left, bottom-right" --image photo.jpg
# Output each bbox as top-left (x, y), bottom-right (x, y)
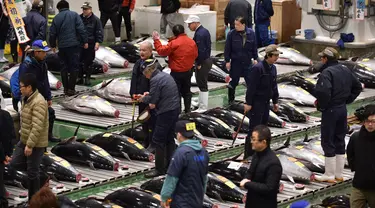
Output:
top-left (228, 87), bottom-right (236, 105)
top-left (68, 71), bottom-right (78, 96)
top-left (84, 66), bottom-right (92, 86)
top-left (27, 176), bottom-right (40, 202)
top-left (183, 95), bottom-right (192, 113)
top-left (60, 71), bottom-right (69, 95)
top-left (145, 146), bottom-right (165, 178)
top-left (244, 136), bottom-right (254, 160)
top-left (48, 107), bottom-right (61, 143)
top-left (127, 32), bottom-right (132, 41)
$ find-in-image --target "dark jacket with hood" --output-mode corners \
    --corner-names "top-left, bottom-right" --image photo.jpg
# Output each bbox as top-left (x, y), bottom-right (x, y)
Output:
top-left (11, 56), bottom-right (51, 101)
top-left (224, 0), bottom-right (252, 29)
top-left (244, 146), bottom-right (282, 208)
top-left (98, 0), bottom-right (122, 14)
top-left (0, 108), bottom-right (15, 162)
top-left (49, 8), bottom-right (88, 49)
top-left (161, 0), bottom-right (181, 14)
top-left (142, 70), bottom-right (180, 115)
top-left (347, 128), bottom-right (375, 190)
top-left (314, 60), bottom-right (362, 111)
top-left (23, 9), bottom-right (47, 45)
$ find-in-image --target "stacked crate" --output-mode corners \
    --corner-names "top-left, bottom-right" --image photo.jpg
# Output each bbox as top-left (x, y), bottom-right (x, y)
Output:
top-left (202, 0), bottom-right (228, 40)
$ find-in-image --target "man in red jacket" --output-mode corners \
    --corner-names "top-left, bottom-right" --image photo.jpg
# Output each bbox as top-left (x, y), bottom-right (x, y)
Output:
top-left (119, 0), bottom-right (135, 41)
top-left (153, 25), bottom-right (198, 113)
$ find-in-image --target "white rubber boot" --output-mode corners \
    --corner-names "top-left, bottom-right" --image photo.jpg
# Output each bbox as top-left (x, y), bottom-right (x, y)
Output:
top-left (195, 91), bottom-right (208, 112)
top-left (315, 156), bottom-right (336, 183)
top-left (0, 50), bottom-right (8, 63)
top-left (335, 154), bottom-right (346, 182)
top-left (115, 37), bottom-right (121, 44)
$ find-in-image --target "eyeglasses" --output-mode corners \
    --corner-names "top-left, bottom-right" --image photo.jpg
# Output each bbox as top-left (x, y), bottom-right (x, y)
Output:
top-left (365, 119), bottom-right (375, 125)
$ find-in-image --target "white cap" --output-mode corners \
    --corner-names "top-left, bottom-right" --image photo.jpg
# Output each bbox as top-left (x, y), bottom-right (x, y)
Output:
top-left (184, 15), bottom-right (200, 24)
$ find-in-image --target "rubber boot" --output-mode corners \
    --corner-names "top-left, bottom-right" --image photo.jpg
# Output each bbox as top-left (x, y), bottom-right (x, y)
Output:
top-left (127, 31), bottom-right (132, 41)
top-left (195, 91), bottom-right (209, 112)
top-left (335, 154), bottom-right (346, 182)
top-left (60, 71), bottom-right (69, 95)
top-left (0, 50), bottom-right (8, 63)
top-left (68, 71), bottom-right (78, 96)
top-left (27, 175), bottom-right (40, 201)
top-left (48, 107), bottom-right (61, 143)
top-left (76, 67), bottom-right (84, 85)
top-left (228, 87), bottom-right (235, 105)
top-left (315, 156), bottom-right (336, 183)
top-left (84, 66), bottom-right (92, 86)
top-left (145, 146), bottom-right (165, 178)
top-left (183, 95), bottom-right (192, 113)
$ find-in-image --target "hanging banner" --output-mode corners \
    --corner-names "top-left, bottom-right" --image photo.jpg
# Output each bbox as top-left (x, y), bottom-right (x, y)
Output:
top-left (5, 0), bottom-right (30, 43)
top-left (323, 0), bottom-right (332, 10)
top-left (356, 0), bottom-right (365, 20)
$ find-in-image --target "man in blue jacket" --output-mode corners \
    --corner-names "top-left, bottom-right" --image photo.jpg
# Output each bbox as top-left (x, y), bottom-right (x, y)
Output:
top-left (49, 0), bottom-right (88, 96)
top-left (78, 2), bottom-right (103, 86)
top-left (137, 59), bottom-right (180, 178)
top-left (185, 15), bottom-right (212, 111)
top-left (10, 40), bottom-right (60, 143)
top-left (21, 0), bottom-right (46, 61)
top-left (314, 47), bottom-right (362, 183)
top-left (160, 120), bottom-right (209, 208)
top-left (244, 44), bottom-right (280, 158)
top-left (224, 16), bottom-right (258, 104)
top-left (254, 0), bottom-right (274, 48)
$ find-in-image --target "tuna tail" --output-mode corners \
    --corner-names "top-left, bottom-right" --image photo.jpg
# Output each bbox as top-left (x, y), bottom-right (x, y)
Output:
top-left (286, 175), bottom-right (295, 184)
top-left (99, 78), bottom-right (115, 89)
top-left (73, 124), bottom-right (80, 137)
top-left (303, 134), bottom-right (310, 143)
top-left (211, 191), bottom-right (224, 202)
top-left (274, 137), bottom-right (291, 151)
top-left (121, 152), bottom-right (132, 161)
top-left (214, 53), bottom-right (224, 58)
top-left (88, 162), bottom-right (96, 170)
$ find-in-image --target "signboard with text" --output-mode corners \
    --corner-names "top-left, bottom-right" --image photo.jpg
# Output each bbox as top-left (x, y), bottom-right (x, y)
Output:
top-left (5, 0), bottom-right (30, 43)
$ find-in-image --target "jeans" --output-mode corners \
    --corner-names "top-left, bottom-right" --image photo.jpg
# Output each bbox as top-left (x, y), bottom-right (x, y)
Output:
top-left (10, 141), bottom-right (45, 200)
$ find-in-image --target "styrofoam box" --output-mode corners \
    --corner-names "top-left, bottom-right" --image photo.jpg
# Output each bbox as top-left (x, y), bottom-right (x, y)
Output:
top-left (134, 6), bottom-right (217, 42)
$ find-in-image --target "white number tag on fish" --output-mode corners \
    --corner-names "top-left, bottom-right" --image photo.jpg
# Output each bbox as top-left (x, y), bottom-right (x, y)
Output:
top-left (295, 145), bottom-right (304, 150)
top-left (102, 133), bottom-right (112, 138)
top-left (60, 160), bottom-right (70, 167)
top-left (81, 95), bottom-right (88, 99)
top-left (105, 47), bottom-right (118, 54)
top-left (296, 87), bottom-right (309, 95)
top-left (217, 175), bottom-right (236, 189)
top-left (105, 101), bottom-right (111, 106)
top-left (227, 161), bottom-right (243, 170)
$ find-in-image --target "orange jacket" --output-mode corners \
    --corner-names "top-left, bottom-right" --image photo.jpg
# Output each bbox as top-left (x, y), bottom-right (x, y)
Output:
top-left (122, 0), bottom-right (135, 10)
top-left (154, 34), bottom-right (198, 73)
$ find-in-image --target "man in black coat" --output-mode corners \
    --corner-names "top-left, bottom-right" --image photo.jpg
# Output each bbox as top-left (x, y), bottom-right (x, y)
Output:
top-left (314, 47), bottom-right (362, 183)
top-left (78, 2), bottom-right (103, 86)
top-left (97, 0), bottom-right (122, 43)
top-left (347, 104), bottom-right (375, 208)
top-left (240, 125), bottom-right (282, 208)
top-left (160, 0), bottom-right (183, 38)
top-left (0, 103), bottom-right (16, 208)
top-left (129, 41), bottom-right (162, 149)
top-left (224, 0), bottom-right (252, 30)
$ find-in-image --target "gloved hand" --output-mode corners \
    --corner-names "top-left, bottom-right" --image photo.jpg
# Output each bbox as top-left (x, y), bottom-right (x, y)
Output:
top-left (12, 98), bottom-right (19, 112)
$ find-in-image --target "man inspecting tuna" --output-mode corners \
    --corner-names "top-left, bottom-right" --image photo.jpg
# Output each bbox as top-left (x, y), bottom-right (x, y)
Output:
top-left (137, 59), bottom-right (180, 178)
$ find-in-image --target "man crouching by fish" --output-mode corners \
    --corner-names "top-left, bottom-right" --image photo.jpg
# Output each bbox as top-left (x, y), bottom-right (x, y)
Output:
top-left (160, 120), bottom-right (209, 208)
top-left (314, 47), bottom-right (362, 183)
top-left (10, 40), bottom-right (60, 143)
top-left (347, 104), bottom-right (375, 208)
top-left (243, 44), bottom-right (280, 158)
top-left (240, 125), bottom-right (282, 208)
top-left (130, 42), bottom-right (162, 149)
top-left (137, 59), bottom-right (180, 178)
top-left (10, 73), bottom-right (48, 203)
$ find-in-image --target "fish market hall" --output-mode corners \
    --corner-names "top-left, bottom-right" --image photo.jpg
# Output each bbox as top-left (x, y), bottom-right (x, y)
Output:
top-left (2, 0), bottom-right (375, 207)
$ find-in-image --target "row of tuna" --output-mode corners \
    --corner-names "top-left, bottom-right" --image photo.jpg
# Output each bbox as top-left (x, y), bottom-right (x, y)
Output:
top-left (0, 64), bottom-right (62, 98)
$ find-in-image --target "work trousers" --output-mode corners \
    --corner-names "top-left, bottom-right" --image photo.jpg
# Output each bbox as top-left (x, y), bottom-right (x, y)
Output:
top-left (321, 105), bottom-right (347, 157)
top-left (0, 16), bottom-right (9, 49)
top-left (10, 141), bottom-right (45, 201)
top-left (0, 163), bottom-right (7, 207)
top-left (228, 62), bottom-right (252, 103)
top-left (350, 187), bottom-right (375, 208)
top-left (255, 23), bottom-right (270, 48)
top-left (171, 70), bottom-right (193, 112)
top-left (119, 6), bottom-right (132, 38)
top-left (100, 12), bottom-right (120, 38)
top-left (244, 100), bottom-right (270, 158)
top-left (80, 46), bottom-right (95, 77)
top-left (59, 46), bottom-right (81, 73)
top-left (139, 102), bottom-right (156, 149)
top-left (195, 58), bottom-right (212, 92)
top-left (160, 12), bottom-right (183, 35)
top-left (152, 109), bottom-right (179, 172)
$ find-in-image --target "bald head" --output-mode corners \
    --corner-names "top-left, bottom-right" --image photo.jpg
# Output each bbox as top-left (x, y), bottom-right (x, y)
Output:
top-left (140, 41), bottom-right (153, 60)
